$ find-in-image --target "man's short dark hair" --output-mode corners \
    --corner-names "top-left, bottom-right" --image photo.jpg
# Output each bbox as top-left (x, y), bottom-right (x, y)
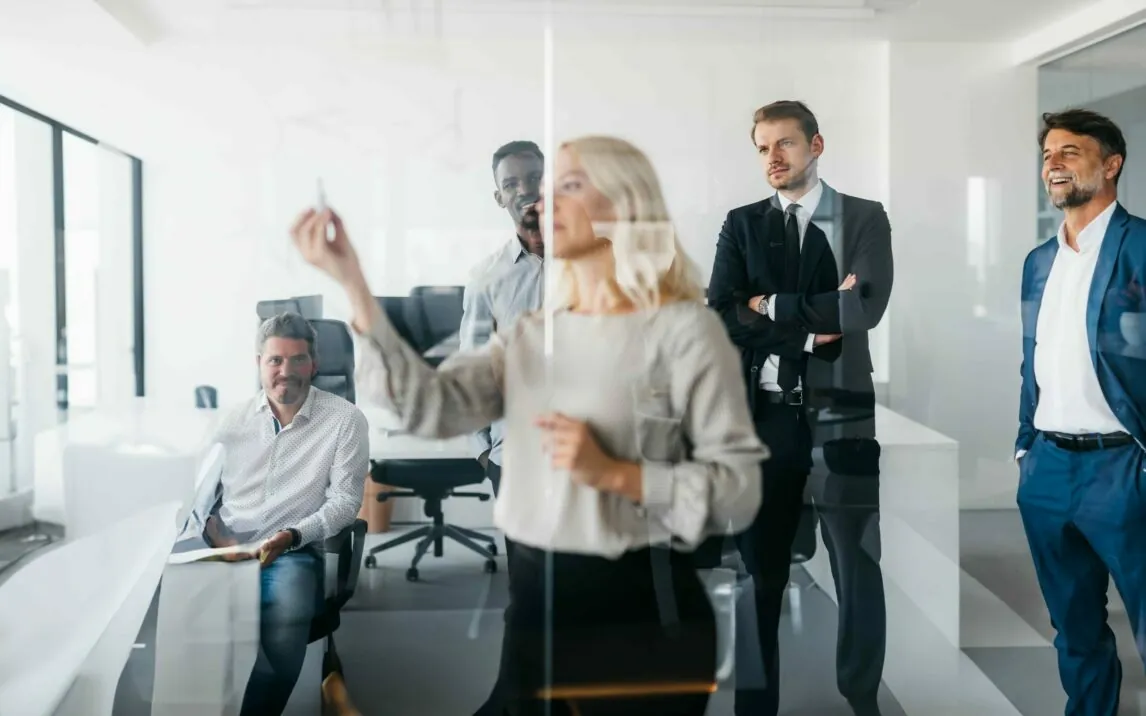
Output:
top-left (491, 140), bottom-right (544, 177)
top-left (257, 312), bottom-right (317, 360)
top-left (1039, 109), bottom-right (1127, 184)
top-left (751, 101), bottom-right (820, 144)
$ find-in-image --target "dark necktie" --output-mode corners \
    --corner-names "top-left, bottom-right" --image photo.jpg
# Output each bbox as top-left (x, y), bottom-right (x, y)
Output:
top-left (777, 204), bottom-right (802, 392)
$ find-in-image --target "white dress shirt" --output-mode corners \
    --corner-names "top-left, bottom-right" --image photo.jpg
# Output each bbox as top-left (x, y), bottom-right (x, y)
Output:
top-left (1033, 200), bottom-right (1127, 436)
top-left (211, 386), bottom-right (370, 547)
top-left (760, 179), bottom-right (822, 390)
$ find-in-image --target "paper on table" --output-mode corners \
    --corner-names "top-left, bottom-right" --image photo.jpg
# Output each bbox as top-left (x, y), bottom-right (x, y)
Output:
top-left (167, 542), bottom-right (261, 565)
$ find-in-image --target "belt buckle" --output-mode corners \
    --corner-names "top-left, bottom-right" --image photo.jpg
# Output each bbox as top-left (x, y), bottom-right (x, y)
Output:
top-left (786, 390), bottom-right (804, 406)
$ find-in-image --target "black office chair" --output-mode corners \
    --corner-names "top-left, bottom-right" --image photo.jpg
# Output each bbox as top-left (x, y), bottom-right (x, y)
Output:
top-left (298, 319), bottom-right (367, 672)
top-left (309, 318), bottom-right (356, 405)
top-left (256, 295), bottom-right (324, 321)
top-left (404, 286), bottom-right (464, 365)
top-left (194, 385), bottom-right (218, 409)
top-left (364, 459), bottom-right (498, 581)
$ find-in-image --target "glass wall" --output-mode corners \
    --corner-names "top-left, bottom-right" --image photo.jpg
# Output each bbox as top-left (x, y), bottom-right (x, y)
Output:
top-left (0, 94), bottom-right (144, 500)
top-left (1040, 24), bottom-right (1146, 219)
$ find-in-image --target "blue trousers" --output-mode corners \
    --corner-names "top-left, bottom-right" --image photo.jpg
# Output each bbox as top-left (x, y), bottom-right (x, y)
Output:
top-left (1017, 433), bottom-right (1146, 716)
top-left (239, 549), bottom-right (324, 716)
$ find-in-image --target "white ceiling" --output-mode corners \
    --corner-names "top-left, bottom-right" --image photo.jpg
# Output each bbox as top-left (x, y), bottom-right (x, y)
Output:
top-left (107, 0), bottom-right (1083, 43)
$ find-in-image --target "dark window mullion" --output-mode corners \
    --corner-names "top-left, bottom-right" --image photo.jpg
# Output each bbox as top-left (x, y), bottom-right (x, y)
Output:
top-left (51, 125), bottom-right (68, 411)
top-left (132, 158), bottom-right (144, 397)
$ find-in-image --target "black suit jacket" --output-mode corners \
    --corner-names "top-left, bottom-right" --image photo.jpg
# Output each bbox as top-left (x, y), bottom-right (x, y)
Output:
top-left (771, 184), bottom-right (894, 418)
top-left (707, 193), bottom-right (843, 415)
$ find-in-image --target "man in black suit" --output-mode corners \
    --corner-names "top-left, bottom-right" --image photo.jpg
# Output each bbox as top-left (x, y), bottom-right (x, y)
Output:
top-left (708, 100), bottom-right (892, 716)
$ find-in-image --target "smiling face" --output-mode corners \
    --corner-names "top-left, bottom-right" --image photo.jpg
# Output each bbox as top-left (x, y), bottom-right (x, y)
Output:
top-left (258, 337), bottom-right (314, 407)
top-left (1041, 128), bottom-right (1121, 210)
top-left (494, 151), bottom-right (544, 253)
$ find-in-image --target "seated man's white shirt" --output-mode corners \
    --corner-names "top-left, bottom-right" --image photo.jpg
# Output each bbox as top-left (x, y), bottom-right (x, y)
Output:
top-left (210, 386), bottom-right (369, 547)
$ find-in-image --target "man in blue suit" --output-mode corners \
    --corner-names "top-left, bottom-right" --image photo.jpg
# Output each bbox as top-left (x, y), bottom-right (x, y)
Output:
top-left (1018, 108), bottom-right (1146, 716)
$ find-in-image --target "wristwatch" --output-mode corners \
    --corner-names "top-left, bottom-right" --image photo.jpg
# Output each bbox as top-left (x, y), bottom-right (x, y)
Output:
top-left (754, 295), bottom-right (771, 315)
top-left (286, 527), bottom-right (301, 550)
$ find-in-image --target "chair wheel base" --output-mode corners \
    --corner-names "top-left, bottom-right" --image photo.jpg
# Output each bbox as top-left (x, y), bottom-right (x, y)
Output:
top-left (484, 559), bottom-right (497, 574)
top-left (406, 567), bottom-right (419, 582)
top-left (364, 556), bottom-right (377, 569)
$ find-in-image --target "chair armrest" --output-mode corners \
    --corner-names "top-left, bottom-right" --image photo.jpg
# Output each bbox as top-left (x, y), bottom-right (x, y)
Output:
top-left (323, 519), bottom-right (367, 611)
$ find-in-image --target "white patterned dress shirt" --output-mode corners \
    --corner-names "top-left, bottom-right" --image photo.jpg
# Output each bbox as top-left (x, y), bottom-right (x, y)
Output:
top-left (210, 386), bottom-right (369, 547)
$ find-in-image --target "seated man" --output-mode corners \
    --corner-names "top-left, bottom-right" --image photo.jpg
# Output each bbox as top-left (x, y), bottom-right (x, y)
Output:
top-left (203, 312), bottom-right (369, 716)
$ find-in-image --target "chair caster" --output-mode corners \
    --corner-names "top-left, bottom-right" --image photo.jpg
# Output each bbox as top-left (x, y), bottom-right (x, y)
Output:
top-left (364, 556), bottom-right (377, 569)
top-left (489, 544), bottom-right (498, 556)
top-left (406, 567), bottom-right (419, 582)
top-left (484, 559), bottom-right (497, 574)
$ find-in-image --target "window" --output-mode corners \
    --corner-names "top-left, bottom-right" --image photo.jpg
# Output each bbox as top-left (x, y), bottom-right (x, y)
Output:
top-left (0, 93), bottom-right (145, 496)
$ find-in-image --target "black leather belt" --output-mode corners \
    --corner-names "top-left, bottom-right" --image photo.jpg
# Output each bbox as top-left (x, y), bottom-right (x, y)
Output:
top-left (1043, 431), bottom-right (1135, 452)
top-left (762, 389), bottom-right (803, 406)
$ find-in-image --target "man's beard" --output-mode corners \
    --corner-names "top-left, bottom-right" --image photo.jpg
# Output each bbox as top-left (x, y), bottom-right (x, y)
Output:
top-left (520, 207), bottom-right (540, 230)
top-left (273, 379), bottom-right (305, 403)
top-left (770, 162), bottom-right (812, 192)
top-left (1047, 169), bottom-right (1102, 209)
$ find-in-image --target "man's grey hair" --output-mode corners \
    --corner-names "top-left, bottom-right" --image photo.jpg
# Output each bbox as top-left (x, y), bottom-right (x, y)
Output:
top-left (257, 312), bottom-right (317, 360)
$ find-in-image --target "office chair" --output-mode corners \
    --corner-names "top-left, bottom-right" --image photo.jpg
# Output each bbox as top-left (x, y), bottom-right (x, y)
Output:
top-left (309, 318), bottom-right (356, 405)
top-left (256, 295), bottom-right (324, 321)
top-left (363, 458), bottom-right (497, 581)
top-left (194, 385), bottom-right (218, 409)
top-left (404, 286), bottom-right (464, 364)
top-left (295, 319), bottom-right (367, 674)
top-left (377, 296), bottom-right (417, 345)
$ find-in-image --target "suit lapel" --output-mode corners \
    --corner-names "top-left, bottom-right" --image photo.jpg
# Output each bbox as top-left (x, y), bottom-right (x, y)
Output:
top-left (1087, 204), bottom-right (1130, 356)
top-left (798, 221), bottom-right (829, 292)
top-left (751, 201), bottom-right (786, 289)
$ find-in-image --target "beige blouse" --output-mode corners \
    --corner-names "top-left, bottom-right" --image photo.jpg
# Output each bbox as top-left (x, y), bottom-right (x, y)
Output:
top-left (354, 300), bottom-right (767, 558)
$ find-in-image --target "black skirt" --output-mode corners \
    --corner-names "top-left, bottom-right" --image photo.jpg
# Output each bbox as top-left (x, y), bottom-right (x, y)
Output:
top-left (497, 542), bottom-right (717, 716)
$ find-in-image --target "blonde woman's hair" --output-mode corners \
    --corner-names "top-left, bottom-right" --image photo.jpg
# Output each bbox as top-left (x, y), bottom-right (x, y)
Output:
top-left (549, 135), bottom-right (703, 312)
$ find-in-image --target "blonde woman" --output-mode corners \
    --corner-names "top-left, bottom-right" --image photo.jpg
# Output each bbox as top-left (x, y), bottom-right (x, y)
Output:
top-left (292, 136), bottom-right (766, 715)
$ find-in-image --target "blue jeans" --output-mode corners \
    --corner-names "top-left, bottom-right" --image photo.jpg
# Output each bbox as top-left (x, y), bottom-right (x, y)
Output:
top-left (1018, 434), bottom-right (1146, 716)
top-left (239, 549), bottom-right (324, 716)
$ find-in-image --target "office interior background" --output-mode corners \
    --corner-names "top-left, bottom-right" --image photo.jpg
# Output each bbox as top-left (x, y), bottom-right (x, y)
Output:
top-left (2, 0), bottom-right (1146, 714)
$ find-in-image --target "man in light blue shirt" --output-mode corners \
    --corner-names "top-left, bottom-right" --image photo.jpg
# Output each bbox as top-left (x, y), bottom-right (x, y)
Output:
top-left (460, 140), bottom-right (545, 503)
top-left (463, 141), bottom-right (543, 716)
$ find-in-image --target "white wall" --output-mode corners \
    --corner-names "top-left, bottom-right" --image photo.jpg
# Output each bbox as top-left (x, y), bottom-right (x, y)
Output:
top-left (137, 37), bottom-right (889, 408)
top-left (885, 43), bottom-right (1038, 509)
top-left (0, 3), bottom-right (1045, 512)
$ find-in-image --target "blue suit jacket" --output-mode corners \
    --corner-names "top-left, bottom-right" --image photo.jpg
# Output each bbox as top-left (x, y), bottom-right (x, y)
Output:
top-left (1017, 203), bottom-right (1146, 453)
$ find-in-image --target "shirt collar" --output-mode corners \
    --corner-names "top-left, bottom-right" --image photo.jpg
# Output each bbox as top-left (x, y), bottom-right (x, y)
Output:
top-left (776, 179), bottom-right (824, 217)
top-left (256, 385), bottom-right (316, 422)
top-left (505, 235), bottom-right (541, 264)
top-left (1057, 200), bottom-right (1118, 254)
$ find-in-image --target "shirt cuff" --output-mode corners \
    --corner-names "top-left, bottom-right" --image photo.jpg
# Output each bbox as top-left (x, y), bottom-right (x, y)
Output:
top-left (804, 334), bottom-right (816, 353)
top-left (1015, 449), bottom-right (1027, 462)
top-left (641, 461), bottom-right (675, 509)
top-left (293, 517), bottom-right (323, 548)
top-left (766, 294), bottom-right (777, 320)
